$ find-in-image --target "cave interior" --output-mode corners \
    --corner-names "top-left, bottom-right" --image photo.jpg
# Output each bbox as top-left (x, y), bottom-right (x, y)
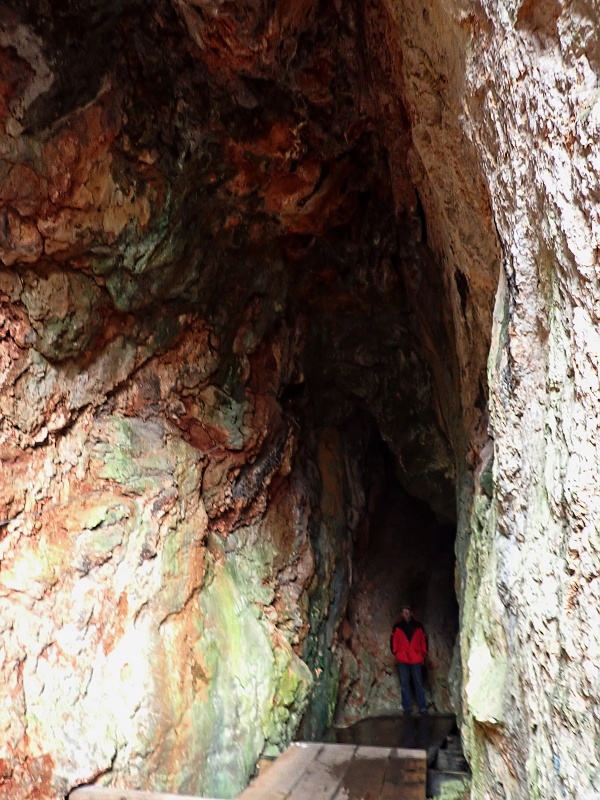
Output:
top-left (0, 0), bottom-right (498, 795)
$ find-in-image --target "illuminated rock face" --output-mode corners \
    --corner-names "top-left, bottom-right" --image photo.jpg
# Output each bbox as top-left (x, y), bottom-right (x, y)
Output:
top-left (1, 1), bottom-right (598, 799)
top-left (444, 4), bottom-right (600, 799)
top-left (388, 0), bottom-right (600, 797)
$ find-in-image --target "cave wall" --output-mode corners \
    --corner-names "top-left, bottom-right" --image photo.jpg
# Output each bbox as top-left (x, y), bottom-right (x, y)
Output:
top-left (384, 0), bottom-right (600, 797)
top-left (0, 306), bottom-right (312, 798)
top-left (0, 283), bottom-right (385, 799)
top-left (0, 2), bottom-right (462, 797)
top-left (458, 4), bottom-right (600, 799)
top-left (365, 0), bottom-right (501, 455)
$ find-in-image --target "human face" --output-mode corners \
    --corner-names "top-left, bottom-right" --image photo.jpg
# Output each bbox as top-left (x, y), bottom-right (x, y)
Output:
top-left (401, 607), bottom-right (412, 622)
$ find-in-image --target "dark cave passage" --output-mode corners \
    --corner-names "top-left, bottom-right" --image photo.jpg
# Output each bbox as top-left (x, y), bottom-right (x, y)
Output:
top-left (333, 429), bottom-right (459, 724)
top-left (293, 400), bottom-right (461, 740)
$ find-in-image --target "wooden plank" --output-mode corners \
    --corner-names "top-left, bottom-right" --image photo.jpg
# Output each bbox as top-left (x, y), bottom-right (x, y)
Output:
top-left (380, 749), bottom-right (427, 800)
top-left (355, 746), bottom-right (394, 758)
top-left (389, 749), bottom-right (427, 783)
top-left (390, 748), bottom-right (427, 759)
top-left (286, 744), bottom-right (357, 800)
top-left (332, 746), bottom-right (391, 800)
top-left (69, 788), bottom-right (214, 800)
top-left (237, 743), bottom-right (323, 800)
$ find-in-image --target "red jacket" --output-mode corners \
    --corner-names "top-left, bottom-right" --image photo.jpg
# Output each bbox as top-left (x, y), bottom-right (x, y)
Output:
top-left (390, 619), bottom-right (427, 665)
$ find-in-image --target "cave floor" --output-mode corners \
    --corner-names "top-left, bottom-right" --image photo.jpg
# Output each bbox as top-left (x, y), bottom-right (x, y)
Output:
top-left (318, 713), bottom-right (456, 767)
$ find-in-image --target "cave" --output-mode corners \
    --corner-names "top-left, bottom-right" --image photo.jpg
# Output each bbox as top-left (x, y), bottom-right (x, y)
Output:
top-left (0, 1), bottom-right (492, 797)
top-left (331, 425), bottom-right (459, 726)
top-left (5, 1), bottom-right (600, 799)
top-left (334, 432), bottom-right (458, 725)
top-left (0, 0), bottom-right (495, 797)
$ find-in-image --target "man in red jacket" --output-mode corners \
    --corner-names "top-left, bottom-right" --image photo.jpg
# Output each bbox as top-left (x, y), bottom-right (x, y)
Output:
top-left (390, 605), bottom-right (428, 714)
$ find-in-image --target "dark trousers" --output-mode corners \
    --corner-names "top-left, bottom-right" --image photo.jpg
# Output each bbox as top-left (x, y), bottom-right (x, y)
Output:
top-left (397, 662), bottom-right (426, 712)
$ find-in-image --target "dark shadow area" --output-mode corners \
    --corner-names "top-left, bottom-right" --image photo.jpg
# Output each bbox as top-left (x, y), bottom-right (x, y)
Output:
top-left (323, 712), bottom-right (456, 765)
top-left (334, 429), bottom-right (459, 724)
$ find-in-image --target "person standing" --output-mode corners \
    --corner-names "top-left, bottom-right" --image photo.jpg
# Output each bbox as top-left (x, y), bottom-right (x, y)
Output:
top-left (390, 605), bottom-right (428, 714)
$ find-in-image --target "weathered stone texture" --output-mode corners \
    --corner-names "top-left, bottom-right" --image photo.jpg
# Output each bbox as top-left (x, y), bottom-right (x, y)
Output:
top-left (410, 0), bottom-right (600, 797)
top-left (328, 0), bottom-right (600, 794)
top-left (0, 315), bottom-right (317, 799)
top-left (0, 4), bottom-right (459, 795)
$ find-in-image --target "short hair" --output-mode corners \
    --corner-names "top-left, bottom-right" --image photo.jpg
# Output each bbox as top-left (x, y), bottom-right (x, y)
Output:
top-left (401, 604), bottom-right (412, 612)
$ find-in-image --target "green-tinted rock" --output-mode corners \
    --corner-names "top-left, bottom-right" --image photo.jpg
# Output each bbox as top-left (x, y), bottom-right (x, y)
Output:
top-left (21, 270), bottom-right (104, 360)
top-left (95, 417), bottom-right (172, 491)
top-left (438, 776), bottom-right (471, 800)
top-left (162, 563), bottom-right (279, 797)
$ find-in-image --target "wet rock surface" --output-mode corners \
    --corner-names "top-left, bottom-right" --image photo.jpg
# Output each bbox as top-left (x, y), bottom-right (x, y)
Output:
top-left (323, 712), bottom-right (456, 757)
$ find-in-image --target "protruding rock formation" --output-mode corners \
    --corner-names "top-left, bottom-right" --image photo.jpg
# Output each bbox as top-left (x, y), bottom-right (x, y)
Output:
top-left (1, 0), bottom-right (598, 799)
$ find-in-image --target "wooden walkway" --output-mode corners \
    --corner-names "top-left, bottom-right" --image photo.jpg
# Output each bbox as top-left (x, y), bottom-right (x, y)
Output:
top-left (70, 789), bottom-right (207, 800)
top-left (70, 742), bottom-right (426, 800)
top-left (239, 743), bottom-right (426, 800)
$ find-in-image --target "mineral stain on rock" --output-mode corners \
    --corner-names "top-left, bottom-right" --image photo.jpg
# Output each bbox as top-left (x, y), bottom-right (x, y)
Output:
top-left (1, 0), bottom-right (598, 799)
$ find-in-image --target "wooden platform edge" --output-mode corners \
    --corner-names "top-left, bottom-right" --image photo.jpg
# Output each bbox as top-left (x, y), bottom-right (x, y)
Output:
top-left (390, 747), bottom-right (428, 759)
top-left (68, 744), bottom-right (428, 800)
top-left (69, 786), bottom-right (220, 800)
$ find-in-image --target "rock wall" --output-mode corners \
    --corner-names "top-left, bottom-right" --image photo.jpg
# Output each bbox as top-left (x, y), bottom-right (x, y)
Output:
top-left (384, 0), bottom-right (600, 797)
top-left (459, 3), bottom-right (600, 798)
top-left (5, 0), bottom-right (596, 797)
top-left (1, 281), bottom-right (391, 799)
top-left (0, 307), bottom-right (309, 798)
top-left (315, 0), bottom-right (600, 795)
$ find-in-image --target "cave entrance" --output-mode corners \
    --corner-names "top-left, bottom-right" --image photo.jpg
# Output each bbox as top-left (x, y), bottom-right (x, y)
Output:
top-left (334, 426), bottom-right (458, 725)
